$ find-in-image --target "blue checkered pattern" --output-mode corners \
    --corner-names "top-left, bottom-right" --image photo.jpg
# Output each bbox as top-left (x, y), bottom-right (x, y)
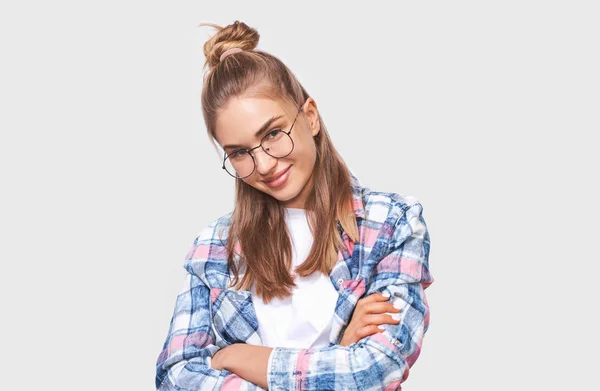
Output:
top-left (156, 171), bottom-right (434, 390)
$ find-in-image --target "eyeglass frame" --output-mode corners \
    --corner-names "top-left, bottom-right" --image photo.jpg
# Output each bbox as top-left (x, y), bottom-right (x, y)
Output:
top-left (221, 101), bottom-right (306, 179)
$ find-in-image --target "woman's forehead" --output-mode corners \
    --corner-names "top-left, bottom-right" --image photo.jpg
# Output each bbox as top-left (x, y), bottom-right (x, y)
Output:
top-left (219, 97), bottom-right (287, 121)
top-left (215, 97), bottom-right (291, 145)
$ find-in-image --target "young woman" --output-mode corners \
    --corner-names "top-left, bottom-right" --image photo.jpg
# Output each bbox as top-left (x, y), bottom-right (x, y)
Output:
top-left (155, 20), bottom-right (434, 391)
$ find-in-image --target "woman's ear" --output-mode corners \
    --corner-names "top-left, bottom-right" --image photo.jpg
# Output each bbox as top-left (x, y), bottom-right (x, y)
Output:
top-left (304, 98), bottom-right (321, 137)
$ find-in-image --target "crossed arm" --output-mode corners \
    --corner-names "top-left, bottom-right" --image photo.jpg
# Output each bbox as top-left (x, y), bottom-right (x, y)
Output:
top-left (210, 344), bottom-right (272, 389)
top-left (156, 202), bottom-right (433, 390)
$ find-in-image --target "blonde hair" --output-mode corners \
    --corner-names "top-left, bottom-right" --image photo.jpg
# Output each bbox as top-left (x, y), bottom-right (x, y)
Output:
top-left (198, 20), bottom-right (358, 304)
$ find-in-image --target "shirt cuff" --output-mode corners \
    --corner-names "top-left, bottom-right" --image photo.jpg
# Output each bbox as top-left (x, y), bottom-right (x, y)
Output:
top-left (266, 346), bottom-right (276, 388)
top-left (266, 347), bottom-right (301, 390)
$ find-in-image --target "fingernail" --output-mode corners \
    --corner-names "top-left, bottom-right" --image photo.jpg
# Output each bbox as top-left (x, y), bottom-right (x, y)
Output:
top-left (391, 313), bottom-right (401, 321)
top-left (378, 325), bottom-right (385, 330)
top-left (393, 303), bottom-right (402, 310)
top-left (381, 292), bottom-right (390, 298)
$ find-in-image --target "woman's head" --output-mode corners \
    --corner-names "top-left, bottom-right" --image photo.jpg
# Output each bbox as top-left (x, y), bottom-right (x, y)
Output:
top-left (200, 21), bottom-right (323, 209)
top-left (215, 94), bottom-right (321, 209)
top-left (199, 20), bottom-right (358, 303)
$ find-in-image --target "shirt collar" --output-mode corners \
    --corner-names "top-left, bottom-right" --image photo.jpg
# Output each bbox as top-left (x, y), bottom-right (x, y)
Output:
top-left (349, 170), bottom-right (366, 219)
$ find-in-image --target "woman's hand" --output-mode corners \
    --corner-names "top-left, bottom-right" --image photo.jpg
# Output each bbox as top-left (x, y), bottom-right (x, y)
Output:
top-left (210, 345), bottom-right (232, 371)
top-left (209, 344), bottom-right (273, 389)
top-left (339, 292), bottom-right (401, 347)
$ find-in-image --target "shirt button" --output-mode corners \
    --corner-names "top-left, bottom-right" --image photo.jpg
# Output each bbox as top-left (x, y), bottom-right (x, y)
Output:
top-left (338, 278), bottom-right (344, 284)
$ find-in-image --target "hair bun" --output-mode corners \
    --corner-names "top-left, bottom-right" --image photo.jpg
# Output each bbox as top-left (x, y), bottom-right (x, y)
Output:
top-left (198, 20), bottom-right (260, 69)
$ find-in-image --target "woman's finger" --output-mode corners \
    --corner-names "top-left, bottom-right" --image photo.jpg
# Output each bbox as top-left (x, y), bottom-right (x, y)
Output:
top-left (363, 301), bottom-right (401, 315)
top-left (355, 294), bottom-right (397, 319)
top-left (359, 292), bottom-right (392, 305)
top-left (356, 324), bottom-right (386, 339)
top-left (362, 313), bottom-right (401, 326)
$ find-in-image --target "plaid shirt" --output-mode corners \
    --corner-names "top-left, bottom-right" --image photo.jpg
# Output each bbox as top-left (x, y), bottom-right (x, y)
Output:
top-left (155, 171), bottom-right (434, 390)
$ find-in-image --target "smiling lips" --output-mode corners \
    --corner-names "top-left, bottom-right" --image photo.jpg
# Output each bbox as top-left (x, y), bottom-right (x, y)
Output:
top-left (263, 166), bottom-right (292, 188)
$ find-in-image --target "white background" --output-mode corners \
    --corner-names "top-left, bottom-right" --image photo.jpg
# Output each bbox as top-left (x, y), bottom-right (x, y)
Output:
top-left (1, 1), bottom-right (598, 390)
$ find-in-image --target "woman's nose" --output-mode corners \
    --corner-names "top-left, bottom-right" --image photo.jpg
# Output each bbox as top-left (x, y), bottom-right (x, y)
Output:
top-left (253, 148), bottom-right (278, 175)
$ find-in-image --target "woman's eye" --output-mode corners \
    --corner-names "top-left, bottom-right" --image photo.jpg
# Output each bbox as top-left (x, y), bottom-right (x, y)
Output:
top-left (266, 129), bottom-right (282, 139)
top-left (230, 149), bottom-right (248, 159)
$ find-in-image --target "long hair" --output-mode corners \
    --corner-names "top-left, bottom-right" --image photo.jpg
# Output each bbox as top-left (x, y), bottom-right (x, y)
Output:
top-left (198, 20), bottom-right (359, 304)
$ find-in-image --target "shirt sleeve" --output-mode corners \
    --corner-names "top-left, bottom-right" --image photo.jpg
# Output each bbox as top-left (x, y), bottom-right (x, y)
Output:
top-left (155, 224), bottom-right (266, 391)
top-left (267, 202), bottom-right (434, 391)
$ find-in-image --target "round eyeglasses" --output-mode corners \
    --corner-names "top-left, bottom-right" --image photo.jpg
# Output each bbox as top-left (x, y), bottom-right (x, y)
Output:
top-left (221, 103), bottom-right (304, 179)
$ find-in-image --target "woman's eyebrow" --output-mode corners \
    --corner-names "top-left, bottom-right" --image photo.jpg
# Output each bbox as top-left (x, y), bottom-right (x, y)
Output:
top-left (223, 115), bottom-right (284, 150)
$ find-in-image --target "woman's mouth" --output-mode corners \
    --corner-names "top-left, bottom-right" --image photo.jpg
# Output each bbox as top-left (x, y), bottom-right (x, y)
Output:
top-left (263, 166), bottom-right (292, 188)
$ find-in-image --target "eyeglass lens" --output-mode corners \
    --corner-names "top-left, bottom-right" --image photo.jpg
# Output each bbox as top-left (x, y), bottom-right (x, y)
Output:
top-left (223, 130), bottom-right (294, 178)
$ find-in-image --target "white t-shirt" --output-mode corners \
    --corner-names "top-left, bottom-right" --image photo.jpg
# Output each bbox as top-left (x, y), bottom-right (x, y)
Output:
top-left (251, 207), bottom-right (339, 349)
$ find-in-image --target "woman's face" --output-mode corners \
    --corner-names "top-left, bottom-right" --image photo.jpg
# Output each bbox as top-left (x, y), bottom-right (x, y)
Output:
top-left (215, 96), bottom-right (321, 209)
